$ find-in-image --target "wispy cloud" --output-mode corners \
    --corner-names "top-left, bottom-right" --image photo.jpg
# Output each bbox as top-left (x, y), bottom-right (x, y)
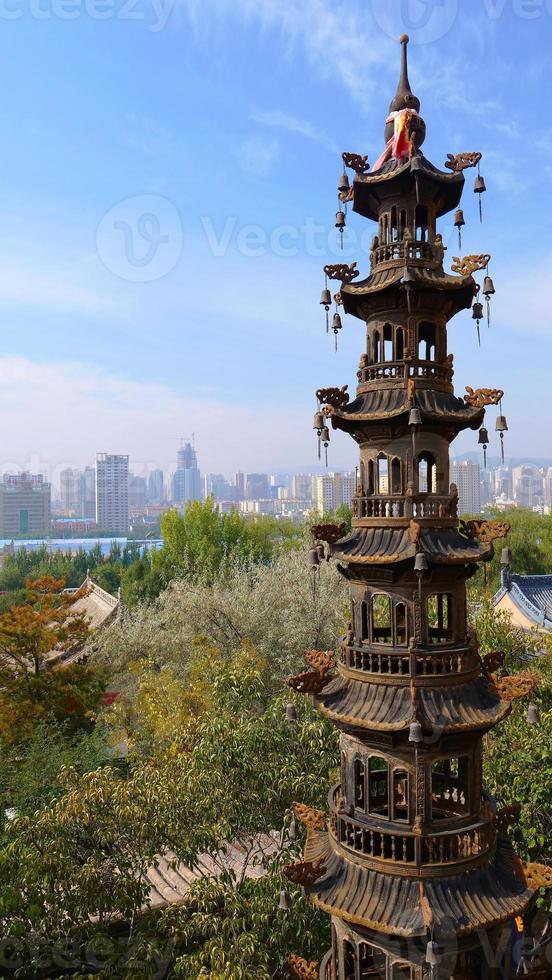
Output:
top-left (252, 109), bottom-right (338, 152)
top-left (0, 356), bottom-right (326, 479)
top-left (236, 135), bottom-right (280, 177)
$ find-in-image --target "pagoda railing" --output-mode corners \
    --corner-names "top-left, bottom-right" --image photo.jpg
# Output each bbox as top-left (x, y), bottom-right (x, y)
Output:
top-left (352, 492), bottom-right (457, 520)
top-left (372, 239), bottom-right (434, 267)
top-left (358, 358), bottom-right (453, 386)
top-left (330, 806), bottom-right (495, 869)
top-left (340, 643), bottom-right (475, 678)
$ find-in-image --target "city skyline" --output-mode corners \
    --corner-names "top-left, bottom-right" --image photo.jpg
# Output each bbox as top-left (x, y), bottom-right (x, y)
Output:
top-left (0, 5), bottom-right (551, 472)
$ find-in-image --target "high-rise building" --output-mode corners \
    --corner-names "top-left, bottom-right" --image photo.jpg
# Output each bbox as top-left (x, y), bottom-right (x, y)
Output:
top-left (0, 473), bottom-right (51, 535)
top-left (148, 469), bottom-right (165, 505)
top-left (543, 466), bottom-right (552, 507)
top-left (314, 472), bottom-right (356, 514)
top-left (171, 441), bottom-right (202, 505)
top-left (512, 465), bottom-right (542, 508)
top-left (82, 466), bottom-right (96, 519)
top-left (246, 473), bottom-right (269, 500)
top-left (95, 454), bottom-right (129, 533)
top-left (60, 468), bottom-right (83, 515)
top-left (292, 474), bottom-right (313, 501)
top-left (450, 460), bottom-right (481, 515)
top-left (129, 474), bottom-right (148, 510)
top-left (493, 465), bottom-right (513, 500)
top-left (234, 472), bottom-right (245, 498)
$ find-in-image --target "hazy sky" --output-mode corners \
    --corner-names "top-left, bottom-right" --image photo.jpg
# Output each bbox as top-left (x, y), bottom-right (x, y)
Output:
top-left (0, 0), bottom-right (550, 481)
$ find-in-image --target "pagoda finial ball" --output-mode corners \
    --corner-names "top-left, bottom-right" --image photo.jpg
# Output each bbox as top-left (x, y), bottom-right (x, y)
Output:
top-left (400, 33), bottom-right (409, 43)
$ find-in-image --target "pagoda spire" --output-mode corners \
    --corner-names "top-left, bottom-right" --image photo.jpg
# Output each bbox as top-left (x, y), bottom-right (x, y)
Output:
top-left (389, 33), bottom-right (420, 114)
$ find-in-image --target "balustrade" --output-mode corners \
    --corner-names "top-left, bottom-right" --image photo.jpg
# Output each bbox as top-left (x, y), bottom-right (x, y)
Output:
top-left (340, 644), bottom-right (473, 677)
top-left (352, 493), bottom-right (456, 520)
top-left (358, 359), bottom-right (452, 385)
top-left (372, 239), bottom-right (433, 266)
top-left (331, 807), bottom-right (494, 867)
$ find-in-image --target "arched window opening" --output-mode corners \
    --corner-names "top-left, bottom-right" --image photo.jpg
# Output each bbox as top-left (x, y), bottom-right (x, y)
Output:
top-left (395, 326), bottom-right (404, 360)
top-left (383, 322), bottom-right (393, 361)
top-left (359, 943), bottom-right (388, 979)
top-left (359, 460), bottom-right (365, 493)
top-left (376, 454), bottom-right (389, 494)
top-left (368, 757), bottom-right (389, 818)
top-left (418, 321), bottom-right (437, 360)
top-left (390, 206), bottom-right (398, 241)
top-left (373, 330), bottom-right (381, 363)
top-left (383, 213), bottom-right (389, 245)
top-left (427, 593), bottom-right (453, 644)
top-left (390, 457), bottom-right (402, 494)
top-left (431, 756), bottom-right (469, 819)
top-left (372, 594), bottom-right (392, 644)
top-left (392, 769), bottom-right (410, 822)
top-left (367, 460), bottom-right (375, 496)
top-left (361, 600), bottom-right (369, 641)
top-left (343, 940), bottom-right (356, 980)
top-left (399, 209), bottom-right (407, 241)
top-left (354, 758), bottom-right (366, 810)
top-left (418, 452), bottom-right (436, 494)
top-left (415, 204), bottom-right (428, 242)
top-left (395, 602), bottom-right (407, 646)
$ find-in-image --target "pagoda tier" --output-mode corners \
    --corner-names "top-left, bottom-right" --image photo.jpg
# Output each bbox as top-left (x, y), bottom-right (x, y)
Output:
top-left (351, 155), bottom-right (464, 223)
top-left (293, 36), bottom-right (537, 980)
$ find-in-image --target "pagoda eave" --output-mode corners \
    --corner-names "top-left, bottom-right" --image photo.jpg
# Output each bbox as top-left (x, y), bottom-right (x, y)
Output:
top-left (352, 156), bottom-right (464, 222)
top-left (302, 829), bottom-right (534, 939)
top-left (314, 674), bottom-right (511, 735)
top-left (328, 387), bottom-right (484, 435)
top-left (330, 526), bottom-right (492, 566)
top-left (341, 270), bottom-right (475, 323)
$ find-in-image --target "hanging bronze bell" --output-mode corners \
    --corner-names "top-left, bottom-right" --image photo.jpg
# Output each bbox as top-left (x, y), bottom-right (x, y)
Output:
top-left (414, 552), bottom-right (428, 573)
top-left (483, 275), bottom-right (495, 297)
top-left (454, 207), bottom-right (465, 248)
top-left (308, 547), bottom-right (320, 567)
top-left (409, 407), bottom-right (422, 427)
top-left (313, 410), bottom-right (324, 431)
top-left (285, 702), bottom-right (297, 723)
top-left (279, 889), bottom-right (291, 911)
top-left (408, 720), bottom-right (423, 743)
top-left (332, 312), bottom-right (342, 333)
top-left (320, 425), bottom-right (330, 444)
top-left (320, 287), bottom-right (331, 307)
top-left (335, 210), bottom-right (346, 229)
top-left (472, 301), bottom-right (483, 345)
top-left (496, 414), bottom-right (508, 462)
top-left (500, 547), bottom-right (512, 566)
top-left (527, 703), bottom-right (539, 726)
top-left (474, 171), bottom-right (486, 222)
top-left (478, 426), bottom-right (489, 467)
top-left (478, 426), bottom-right (489, 445)
top-left (338, 171), bottom-right (349, 194)
top-left (474, 174), bottom-right (486, 194)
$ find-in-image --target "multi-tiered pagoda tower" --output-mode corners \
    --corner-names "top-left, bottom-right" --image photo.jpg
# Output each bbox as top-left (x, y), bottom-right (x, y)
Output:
top-left (286, 37), bottom-right (545, 980)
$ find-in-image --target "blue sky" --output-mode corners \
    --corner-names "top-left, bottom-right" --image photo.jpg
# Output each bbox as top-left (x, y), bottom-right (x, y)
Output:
top-left (0, 0), bottom-right (551, 482)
